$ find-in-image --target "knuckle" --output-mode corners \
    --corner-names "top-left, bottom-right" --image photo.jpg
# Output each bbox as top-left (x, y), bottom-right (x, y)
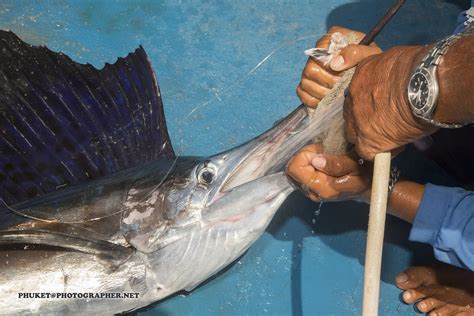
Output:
top-left (287, 157), bottom-right (298, 172)
top-left (300, 77), bottom-right (308, 88)
top-left (306, 99), bottom-right (319, 108)
top-left (296, 85), bottom-right (303, 96)
top-left (302, 67), bottom-right (313, 78)
top-left (300, 79), bottom-right (314, 93)
top-left (287, 165), bottom-right (299, 179)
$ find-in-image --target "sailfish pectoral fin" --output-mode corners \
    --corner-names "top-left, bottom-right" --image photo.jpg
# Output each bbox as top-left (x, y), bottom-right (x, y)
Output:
top-left (0, 229), bottom-right (134, 265)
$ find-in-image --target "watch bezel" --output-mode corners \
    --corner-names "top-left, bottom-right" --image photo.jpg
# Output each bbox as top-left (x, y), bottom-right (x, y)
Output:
top-left (408, 67), bottom-right (439, 118)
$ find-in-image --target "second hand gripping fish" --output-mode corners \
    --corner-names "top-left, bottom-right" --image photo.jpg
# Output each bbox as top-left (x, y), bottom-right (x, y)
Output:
top-left (0, 31), bottom-right (343, 315)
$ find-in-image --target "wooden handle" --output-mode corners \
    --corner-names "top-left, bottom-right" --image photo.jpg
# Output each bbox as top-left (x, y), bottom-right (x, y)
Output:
top-left (362, 152), bottom-right (391, 316)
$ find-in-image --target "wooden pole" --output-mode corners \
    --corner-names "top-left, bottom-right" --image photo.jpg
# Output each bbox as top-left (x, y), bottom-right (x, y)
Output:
top-left (362, 152), bottom-right (391, 316)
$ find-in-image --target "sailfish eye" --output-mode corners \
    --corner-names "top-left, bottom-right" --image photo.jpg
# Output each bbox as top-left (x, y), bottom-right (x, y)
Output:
top-left (197, 163), bottom-right (216, 186)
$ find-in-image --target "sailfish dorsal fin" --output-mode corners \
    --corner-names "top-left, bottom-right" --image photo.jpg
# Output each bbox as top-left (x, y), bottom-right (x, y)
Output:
top-left (0, 30), bottom-right (175, 205)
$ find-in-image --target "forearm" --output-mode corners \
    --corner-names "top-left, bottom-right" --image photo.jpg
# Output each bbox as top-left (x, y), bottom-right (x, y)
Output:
top-left (387, 180), bottom-right (425, 223)
top-left (359, 179), bottom-right (424, 223)
top-left (433, 34), bottom-right (474, 125)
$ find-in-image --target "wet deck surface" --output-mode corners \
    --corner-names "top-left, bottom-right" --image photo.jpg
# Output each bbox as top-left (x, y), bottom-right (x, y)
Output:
top-left (0, 0), bottom-right (467, 314)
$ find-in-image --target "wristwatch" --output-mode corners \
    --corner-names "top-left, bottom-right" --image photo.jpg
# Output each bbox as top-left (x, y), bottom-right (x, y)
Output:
top-left (407, 34), bottom-right (466, 129)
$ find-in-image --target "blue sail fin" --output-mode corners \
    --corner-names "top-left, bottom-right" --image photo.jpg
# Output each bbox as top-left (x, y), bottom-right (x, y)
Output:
top-left (0, 30), bottom-right (175, 205)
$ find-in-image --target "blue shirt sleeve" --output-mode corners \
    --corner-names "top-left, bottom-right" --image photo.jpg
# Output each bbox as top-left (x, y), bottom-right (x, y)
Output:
top-left (409, 184), bottom-right (474, 270)
top-left (454, 4), bottom-right (474, 33)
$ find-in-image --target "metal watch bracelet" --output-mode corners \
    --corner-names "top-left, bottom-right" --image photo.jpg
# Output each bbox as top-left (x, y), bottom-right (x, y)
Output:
top-left (409, 24), bottom-right (472, 129)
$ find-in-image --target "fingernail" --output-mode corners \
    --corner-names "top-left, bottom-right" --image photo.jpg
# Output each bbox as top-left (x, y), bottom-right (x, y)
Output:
top-left (419, 302), bottom-right (426, 310)
top-left (330, 55), bottom-right (345, 70)
top-left (311, 155), bottom-right (326, 170)
top-left (396, 273), bottom-right (408, 283)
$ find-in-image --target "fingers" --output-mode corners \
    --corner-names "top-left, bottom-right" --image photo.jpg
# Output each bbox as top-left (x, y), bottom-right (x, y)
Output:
top-left (300, 77), bottom-right (331, 101)
top-left (298, 58), bottom-right (340, 108)
top-left (298, 25), bottom-right (369, 108)
top-left (297, 84), bottom-right (319, 108)
top-left (287, 144), bottom-right (324, 201)
top-left (311, 152), bottom-right (361, 177)
top-left (287, 145), bottom-right (322, 182)
top-left (287, 144), bottom-right (323, 181)
top-left (302, 171), bottom-right (368, 201)
top-left (329, 44), bottom-right (382, 72)
top-left (287, 144), bottom-right (370, 201)
top-left (303, 59), bottom-right (340, 88)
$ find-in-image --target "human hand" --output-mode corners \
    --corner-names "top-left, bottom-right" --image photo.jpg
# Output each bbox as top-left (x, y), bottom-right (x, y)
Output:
top-left (343, 45), bottom-right (437, 160)
top-left (297, 26), bottom-right (382, 108)
top-left (286, 143), bottom-right (372, 203)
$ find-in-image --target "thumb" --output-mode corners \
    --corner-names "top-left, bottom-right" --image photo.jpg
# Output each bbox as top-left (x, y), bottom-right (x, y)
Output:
top-left (329, 44), bottom-right (382, 72)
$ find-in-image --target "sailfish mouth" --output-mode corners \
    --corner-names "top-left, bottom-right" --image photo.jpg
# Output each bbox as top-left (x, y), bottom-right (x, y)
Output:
top-left (218, 105), bottom-right (309, 193)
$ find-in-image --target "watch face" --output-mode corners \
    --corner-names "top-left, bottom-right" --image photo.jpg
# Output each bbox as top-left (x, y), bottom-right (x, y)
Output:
top-left (408, 72), bottom-right (430, 110)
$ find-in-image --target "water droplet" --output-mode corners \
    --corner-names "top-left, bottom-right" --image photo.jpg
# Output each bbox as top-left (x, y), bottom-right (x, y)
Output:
top-left (315, 200), bottom-right (324, 216)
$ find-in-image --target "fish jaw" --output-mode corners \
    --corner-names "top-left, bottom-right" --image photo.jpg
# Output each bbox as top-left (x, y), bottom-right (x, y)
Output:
top-left (207, 105), bottom-right (309, 200)
top-left (146, 173), bottom-right (294, 296)
top-left (203, 172), bottom-right (294, 226)
top-left (174, 107), bottom-right (311, 235)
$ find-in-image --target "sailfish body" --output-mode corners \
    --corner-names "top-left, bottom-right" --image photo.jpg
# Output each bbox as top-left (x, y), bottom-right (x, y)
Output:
top-left (0, 31), bottom-right (341, 315)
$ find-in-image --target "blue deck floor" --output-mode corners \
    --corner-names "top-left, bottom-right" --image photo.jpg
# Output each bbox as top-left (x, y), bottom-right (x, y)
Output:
top-left (0, 0), bottom-right (468, 314)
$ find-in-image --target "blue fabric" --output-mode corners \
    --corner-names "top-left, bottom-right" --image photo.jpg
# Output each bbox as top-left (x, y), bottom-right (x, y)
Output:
top-left (410, 184), bottom-right (474, 270)
top-left (453, 2), bottom-right (474, 33)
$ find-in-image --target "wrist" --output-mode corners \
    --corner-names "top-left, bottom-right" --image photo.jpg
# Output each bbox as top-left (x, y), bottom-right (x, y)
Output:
top-left (396, 46), bottom-right (438, 134)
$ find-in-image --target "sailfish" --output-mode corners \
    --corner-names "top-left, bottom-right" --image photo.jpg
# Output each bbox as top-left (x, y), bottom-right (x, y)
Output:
top-left (0, 30), bottom-right (342, 315)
